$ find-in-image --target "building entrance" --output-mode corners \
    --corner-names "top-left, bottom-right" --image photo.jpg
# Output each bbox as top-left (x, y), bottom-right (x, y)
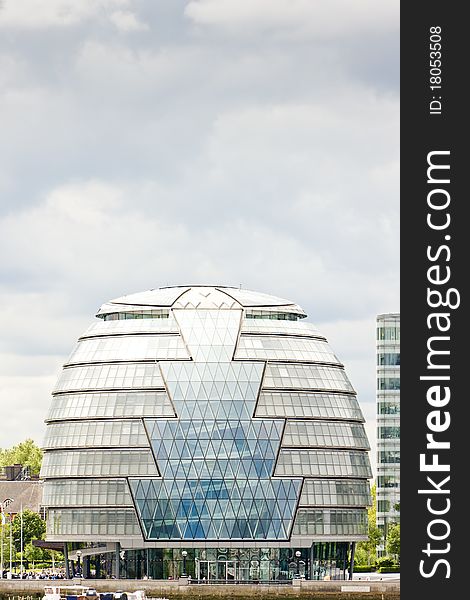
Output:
top-left (197, 560), bottom-right (238, 581)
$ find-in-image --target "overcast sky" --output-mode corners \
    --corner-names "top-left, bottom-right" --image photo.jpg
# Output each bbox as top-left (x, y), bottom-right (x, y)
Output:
top-left (0, 0), bottom-right (399, 476)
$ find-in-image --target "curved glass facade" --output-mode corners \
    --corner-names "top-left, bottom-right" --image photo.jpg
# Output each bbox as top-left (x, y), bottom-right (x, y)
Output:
top-left (41, 285), bottom-right (371, 581)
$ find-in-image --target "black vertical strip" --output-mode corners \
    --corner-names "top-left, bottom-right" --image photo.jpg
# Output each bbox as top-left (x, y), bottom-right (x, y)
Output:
top-left (401, 3), bottom-right (466, 598)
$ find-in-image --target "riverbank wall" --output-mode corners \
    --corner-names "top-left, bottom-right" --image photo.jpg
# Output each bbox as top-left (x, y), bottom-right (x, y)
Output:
top-left (0, 578), bottom-right (399, 600)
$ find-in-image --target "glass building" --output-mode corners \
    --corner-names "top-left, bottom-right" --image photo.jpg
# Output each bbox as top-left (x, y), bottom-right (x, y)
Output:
top-left (376, 313), bottom-right (400, 547)
top-left (41, 286), bottom-right (372, 581)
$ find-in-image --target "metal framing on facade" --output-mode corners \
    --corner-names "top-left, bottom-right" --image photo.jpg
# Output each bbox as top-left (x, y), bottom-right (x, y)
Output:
top-left (41, 286), bottom-right (372, 579)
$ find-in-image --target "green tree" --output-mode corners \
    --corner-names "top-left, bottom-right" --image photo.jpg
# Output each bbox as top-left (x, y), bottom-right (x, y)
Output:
top-left (355, 483), bottom-right (383, 566)
top-left (0, 439), bottom-right (43, 475)
top-left (11, 509), bottom-right (46, 552)
top-left (24, 541), bottom-right (49, 567)
top-left (386, 522), bottom-right (400, 560)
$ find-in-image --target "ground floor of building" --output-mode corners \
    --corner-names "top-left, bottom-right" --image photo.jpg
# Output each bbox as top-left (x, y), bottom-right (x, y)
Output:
top-left (66, 543), bottom-right (355, 581)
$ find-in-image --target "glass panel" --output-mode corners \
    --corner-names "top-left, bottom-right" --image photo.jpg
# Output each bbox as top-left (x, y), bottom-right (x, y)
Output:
top-left (54, 363), bottom-right (164, 392)
top-left (43, 419), bottom-right (148, 449)
top-left (47, 508), bottom-right (140, 536)
top-left (46, 391), bottom-right (175, 421)
top-left (40, 449), bottom-right (159, 477)
top-left (89, 314), bottom-right (177, 332)
top-left (292, 508), bottom-right (368, 536)
top-left (67, 335), bottom-right (190, 365)
top-left (43, 479), bottom-right (133, 506)
top-left (236, 335), bottom-right (340, 364)
top-left (275, 449), bottom-right (372, 478)
top-left (299, 479), bottom-right (371, 506)
top-left (263, 364), bottom-right (354, 393)
top-left (283, 421), bottom-right (369, 449)
top-left (255, 391), bottom-right (363, 420)
top-left (241, 319), bottom-right (322, 337)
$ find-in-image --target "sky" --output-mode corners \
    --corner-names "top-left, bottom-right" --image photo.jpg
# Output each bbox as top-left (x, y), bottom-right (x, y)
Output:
top-left (0, 0), bottom-right (399, 477)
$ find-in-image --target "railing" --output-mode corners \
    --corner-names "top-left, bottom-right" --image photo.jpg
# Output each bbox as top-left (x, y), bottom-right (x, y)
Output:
top-left (190, 579), bottom-right (293, 585)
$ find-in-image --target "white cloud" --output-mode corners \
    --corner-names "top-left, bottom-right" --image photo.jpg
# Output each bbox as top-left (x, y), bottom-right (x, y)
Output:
top-left (109, 10), bottom-right (149, 32)
top-left (0, 0), bottom-right (398, 461)
top-left (185, 0), bottom-right (399, 38)
top-left (0, 0), bottom-right (133, 29)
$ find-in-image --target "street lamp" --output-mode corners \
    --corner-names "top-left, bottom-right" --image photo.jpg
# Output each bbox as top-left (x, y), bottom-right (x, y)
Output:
top-left (295, 551), bottom-right (301, 577)
top-left (76, 550), bottom-right (82, 577)
top-left (181, 550), bottom-right (188, 577)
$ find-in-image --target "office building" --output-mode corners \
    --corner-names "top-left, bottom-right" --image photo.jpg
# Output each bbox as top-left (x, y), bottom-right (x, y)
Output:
top-left (41, 286), bottom-right (372, 580)
top-left (376, 313), bottom-right (400, 544)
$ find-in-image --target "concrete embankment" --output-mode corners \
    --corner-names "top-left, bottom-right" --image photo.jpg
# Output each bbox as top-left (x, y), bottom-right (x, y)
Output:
top-left (0, 578), bottom-right (400, 600)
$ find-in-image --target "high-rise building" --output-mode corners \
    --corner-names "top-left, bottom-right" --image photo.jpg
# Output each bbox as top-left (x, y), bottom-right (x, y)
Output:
top-left (41, 286), bottom-right (372, 581)
top-left (376, 313), bottom-right (400, 545)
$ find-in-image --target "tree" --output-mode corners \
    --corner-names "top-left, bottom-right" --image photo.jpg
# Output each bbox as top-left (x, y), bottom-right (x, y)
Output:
top-left (24, 541), bottom-right (49, 567)
top-left (355, 483), bottom-right (383, 566)
top-left (0, 439), bottom-right (43, 475)
top-left (386, 522), bottom-right (400, 560)
top-left (11, 509), bottom-right (46, 552)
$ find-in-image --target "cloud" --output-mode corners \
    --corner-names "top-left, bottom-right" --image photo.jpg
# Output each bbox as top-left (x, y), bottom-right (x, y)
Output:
top-left (109, 10), bottom-right (149, 32)
top-left (0, 0), bottom-right (136, 30)
top-left (185, 0), bottom-right (399, 38)
top-left (0, 0), bottom-right (398, 467)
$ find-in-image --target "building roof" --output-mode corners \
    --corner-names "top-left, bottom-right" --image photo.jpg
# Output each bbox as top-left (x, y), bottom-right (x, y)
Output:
top-left (96, 285), bottom-right (306, 317)
top-left (0, 480), bottom-right (43, 514)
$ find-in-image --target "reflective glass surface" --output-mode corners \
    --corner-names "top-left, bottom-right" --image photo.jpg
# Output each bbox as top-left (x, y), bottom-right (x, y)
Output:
top-left (40, 449), bottom-right (159, 477)
top-left (236, 336), bottom-right (340, 364)
top-left (275, 450), bottom-right (372, 478)
top-left (46, 391), bottom-right (175, 421)
top-left (299, 479), bottom-right (371, 506)
top-left (283, 421), bottom-right (369, 450)
top-left (47, 508), bottom-right (140, 536)
top-left (54, 363), bottom-right (164, 392)
top-left (67, 335), bottom-right (190, 365)
top-left (130, 477), bottom-right (301, 540)
top-left (292, 508), bottom-right (367, 536)
top-left (131, 310), bottom-right (302, 541)
top-left (43, 479), bottom-right (132, 506)
top-left (43, 419), bottom-right (148, 449)
top-left (42, 288), bottom-right (372, 546)
top-left (240, 319), bottom-right (322, 337)
top-left (82, 317), bottom-right (179, 337)
top-left (263, 364), bottom-right (354, 392)
top-left (255, 391), bottom-right (363, 420)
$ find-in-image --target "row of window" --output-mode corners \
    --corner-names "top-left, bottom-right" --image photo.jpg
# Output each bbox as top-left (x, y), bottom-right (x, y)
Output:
top-left (43, 479), bottom-right (133, 506)
top-left (46, 391), bottom-right (175, 421)
top-left (82, 318), bottom-right (180, 338)
top-left (67, 335), bottom-right (190, 365)
top-left (377, 426), bottom-right (400, 439)
top-left (46, 390), bottom-right (363, 423)
top-left (245, 311), bottom-right (302, 321)
top-left (377, 476), bottom-right (400, 489)
top-left (236, 336), bottom-right (339, 364)
top-left (377, 377), bottom-right (400, 390)
top-left (264, 364), bottom-right (354, 393)
top-left (377, 400), bottom-right (400, 415)
top-left (377, 326), bottom-right (400, 341)
top-left (255, 392), bottom-right (363, 420)
top-left (377, 353), bottom-right (400, 366)
top-left (292, 509), bottom-right (368, 537)
top-left (42, 419), bottom-right (148, 449)
top-left (240, 319), bottom-right (322, 338)
top-left (299, 479), bottom-right (371, 507)
top-left (275, 450), bottom-right (371, 478)
top-left (54, 363), bottom-right (165, 393)
top-left (40, 449), bottom-right (159, 477)
top-left (378, 450), bottom-right (400, 464)
top-left (282, 421), bottom-right (369, 450)
top-left (47, 508), bottom-right (141, 536)
top-left (100, 311), bottom-right (170, 321)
